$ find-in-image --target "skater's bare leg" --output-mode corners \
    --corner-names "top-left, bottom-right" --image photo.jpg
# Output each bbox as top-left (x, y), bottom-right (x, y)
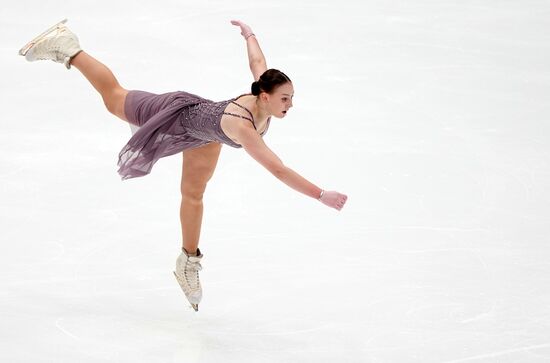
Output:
top-left (70, 51), bottom-right (129, 121)
top-left (180, 143), bottom-right (222, 254)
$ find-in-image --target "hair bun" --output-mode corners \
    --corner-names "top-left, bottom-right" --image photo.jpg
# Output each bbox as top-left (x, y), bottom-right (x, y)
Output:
top-left (251, 81), bottom-right (261, 96)
top-left (251, 69), bottom-right (292, 96)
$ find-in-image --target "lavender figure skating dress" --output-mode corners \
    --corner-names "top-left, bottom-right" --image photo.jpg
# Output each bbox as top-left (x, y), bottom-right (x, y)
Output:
top-left (118, 90), bottom-right (270, 179)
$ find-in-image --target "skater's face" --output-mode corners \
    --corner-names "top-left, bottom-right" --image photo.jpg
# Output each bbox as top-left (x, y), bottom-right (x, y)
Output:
top-left (264, 82), bottom-right (294, 118)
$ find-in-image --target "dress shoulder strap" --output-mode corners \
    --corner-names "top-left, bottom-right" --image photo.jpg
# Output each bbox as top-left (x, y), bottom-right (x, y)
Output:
top-left (230, 100), bottom-right (255, 120)
top-left (222, 100), bottom-right (257, 130)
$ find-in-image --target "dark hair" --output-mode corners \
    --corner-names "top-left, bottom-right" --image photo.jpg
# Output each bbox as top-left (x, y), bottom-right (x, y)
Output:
top-left (251, 69), bottom-right (292, 96)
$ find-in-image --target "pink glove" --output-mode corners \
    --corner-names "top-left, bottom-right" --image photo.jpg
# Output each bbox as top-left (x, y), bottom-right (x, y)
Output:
top-left (319, 190), bottom-right (348, 211)
top-left (230, 20), bottom-right (255, 39)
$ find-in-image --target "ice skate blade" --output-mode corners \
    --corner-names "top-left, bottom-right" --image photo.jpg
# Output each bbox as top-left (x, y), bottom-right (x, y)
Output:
top-left (173, 271), bottom-right (200, 312)
top-left (18, 19), bottom-right (68, 56)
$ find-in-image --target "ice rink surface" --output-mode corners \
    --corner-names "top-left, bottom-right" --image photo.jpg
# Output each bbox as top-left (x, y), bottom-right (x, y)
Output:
top-left (1, 0), bottom-right (550, 362)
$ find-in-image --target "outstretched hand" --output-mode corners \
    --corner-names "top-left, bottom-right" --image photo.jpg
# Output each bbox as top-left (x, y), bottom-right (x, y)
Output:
top-left (320, 191), bottom-right (348, 211)
top-left (231, 20), bottom-right (254, 39)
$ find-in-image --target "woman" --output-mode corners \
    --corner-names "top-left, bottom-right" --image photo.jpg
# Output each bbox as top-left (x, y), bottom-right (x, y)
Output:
top-left (19, 19), bottom-right (348, 311)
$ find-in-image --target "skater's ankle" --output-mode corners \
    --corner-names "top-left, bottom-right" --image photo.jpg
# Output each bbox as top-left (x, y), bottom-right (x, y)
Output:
top-left (182, 247), bottom-right (198, 256)
top-left (68, 50), bottom-right (84, 67)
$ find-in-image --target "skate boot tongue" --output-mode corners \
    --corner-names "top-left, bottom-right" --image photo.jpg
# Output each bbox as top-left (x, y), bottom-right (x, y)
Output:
top-left (188, 255), bottom-right (202, 264)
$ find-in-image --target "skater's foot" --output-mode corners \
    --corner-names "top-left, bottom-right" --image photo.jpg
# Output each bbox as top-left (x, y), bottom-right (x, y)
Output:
top-left (19, 19), bottom-right (82, 69)
top-left (174, 248), bottom-right (203, 311)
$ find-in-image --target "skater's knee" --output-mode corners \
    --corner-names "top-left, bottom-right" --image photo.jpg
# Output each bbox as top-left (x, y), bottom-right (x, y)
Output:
top-left (181, 181), bottom-right (207, 203)
top-left (181, 166), bottom-right (216, 202)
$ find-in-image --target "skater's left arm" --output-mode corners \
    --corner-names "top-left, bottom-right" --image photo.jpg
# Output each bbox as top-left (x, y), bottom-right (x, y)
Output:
top-left (235, 125), bottom-right (348, 211)
top-left (241, 130), bottom-right (321, 199)
top-left (231, 20), bottom-right (267, 80)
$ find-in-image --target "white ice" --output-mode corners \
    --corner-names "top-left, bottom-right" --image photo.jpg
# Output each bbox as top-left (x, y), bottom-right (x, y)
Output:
top-left (1, 1), bottom-right (550, 362)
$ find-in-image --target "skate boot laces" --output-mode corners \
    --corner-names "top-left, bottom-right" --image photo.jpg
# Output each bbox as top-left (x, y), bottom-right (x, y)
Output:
top-left (33, 26), bottom-right (74, 60)
top-left (184, 258), bottom-right (202, 290)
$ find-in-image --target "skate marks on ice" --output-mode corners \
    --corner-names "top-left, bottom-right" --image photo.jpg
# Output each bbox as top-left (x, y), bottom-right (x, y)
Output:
top-left (55, 318), bottom-right (81, 341)
top-left (442, 342), bottom-right (550, 363)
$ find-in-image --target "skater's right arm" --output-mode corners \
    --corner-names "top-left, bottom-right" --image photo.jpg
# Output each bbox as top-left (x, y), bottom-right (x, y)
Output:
top-left (231, 20), bottom-right (267, 81)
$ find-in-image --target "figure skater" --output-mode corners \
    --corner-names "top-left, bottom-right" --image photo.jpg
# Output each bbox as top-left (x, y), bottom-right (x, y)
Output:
top-left (19, 19), bottom-right (348, 311)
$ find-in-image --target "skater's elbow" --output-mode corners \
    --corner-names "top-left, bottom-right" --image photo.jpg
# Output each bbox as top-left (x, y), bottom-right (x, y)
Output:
top-left (270, 165), bottom-right (288, 180)
top-left (249, 58), bottom-right (266, 68)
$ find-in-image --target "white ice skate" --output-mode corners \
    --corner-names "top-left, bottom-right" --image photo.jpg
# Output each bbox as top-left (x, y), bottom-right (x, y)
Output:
top-left (173, 248), bottom-right (203, 312)
top-left (18, 19), bottom-right (82, 69)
